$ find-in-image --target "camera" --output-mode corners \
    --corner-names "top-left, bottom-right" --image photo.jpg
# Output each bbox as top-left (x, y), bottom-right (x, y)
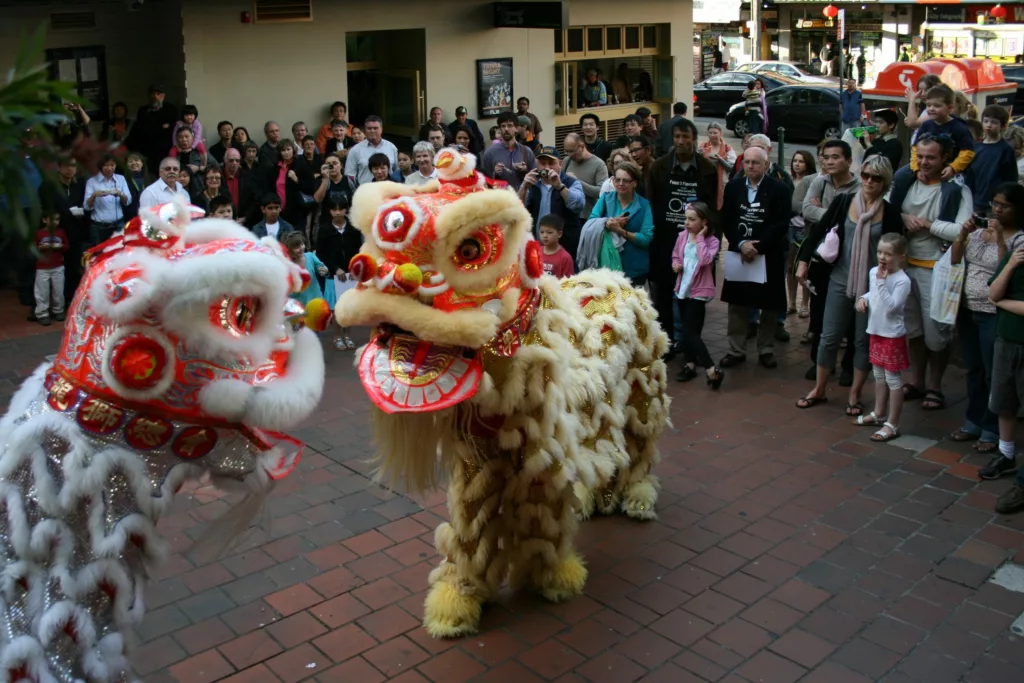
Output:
top-left (539, 169), bottom-right (551, 179)
top-left (973, 212), bottom-right (988, 227)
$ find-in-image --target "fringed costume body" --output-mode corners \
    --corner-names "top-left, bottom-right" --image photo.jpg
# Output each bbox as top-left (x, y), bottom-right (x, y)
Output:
top-left (334, 149), bottom-right (670, 638)
top-left (0, 204), bottom-right (326, 682)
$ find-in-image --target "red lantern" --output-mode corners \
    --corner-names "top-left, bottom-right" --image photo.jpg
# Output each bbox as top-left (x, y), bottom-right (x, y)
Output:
top-left (991, 4), bottom-right (1007, 18)
top-left (823, 4), bottom-right (839, 18)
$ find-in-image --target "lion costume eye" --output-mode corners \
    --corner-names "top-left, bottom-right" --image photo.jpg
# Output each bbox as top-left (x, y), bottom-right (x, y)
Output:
top-left (458, 239), bottom-right (481, 262)
top-left (450, 227), bottom-right (503, 270)
top-left (215, 296), bottom-right (260, 336)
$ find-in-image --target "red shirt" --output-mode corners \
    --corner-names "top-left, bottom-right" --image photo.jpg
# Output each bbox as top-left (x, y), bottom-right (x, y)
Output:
top-left (541, 245), bottom-right (575, 278)
top-left (36, 228), bottom-right (69, 270)
top-left (225, 174), bottom-right (240, 209)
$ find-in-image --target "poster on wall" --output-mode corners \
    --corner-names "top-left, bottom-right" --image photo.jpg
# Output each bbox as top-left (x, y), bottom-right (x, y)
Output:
top-left (476, 58), bottom-right (513, 119)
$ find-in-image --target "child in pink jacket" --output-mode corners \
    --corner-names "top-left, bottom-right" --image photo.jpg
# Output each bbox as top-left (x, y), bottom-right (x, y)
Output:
top-left (672, 201), bottom-right (723, 389)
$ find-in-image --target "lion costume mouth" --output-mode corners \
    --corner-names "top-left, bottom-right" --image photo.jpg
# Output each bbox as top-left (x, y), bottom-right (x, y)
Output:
top-left (357, 324), bottom-right (484, 414)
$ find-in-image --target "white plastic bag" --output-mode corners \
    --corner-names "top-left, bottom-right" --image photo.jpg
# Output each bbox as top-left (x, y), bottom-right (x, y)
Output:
top-left (928, 248), bottom-right (964, 326)
top-left (843, 128), bottom-right (866, 175)
top-left (815, 226), bottom-right (840, 263)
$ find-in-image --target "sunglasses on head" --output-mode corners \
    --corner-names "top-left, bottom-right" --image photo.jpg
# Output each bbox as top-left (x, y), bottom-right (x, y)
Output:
top-left (860, 172), bottom-right (884, 183)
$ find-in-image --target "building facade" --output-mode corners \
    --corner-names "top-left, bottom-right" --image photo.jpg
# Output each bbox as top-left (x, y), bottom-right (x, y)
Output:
top-left (1, 0), bottom-right (695, 151)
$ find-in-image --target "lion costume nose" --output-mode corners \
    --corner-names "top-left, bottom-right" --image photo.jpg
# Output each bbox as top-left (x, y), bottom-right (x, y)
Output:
top-left (349, 254), bottom-right (423, 296)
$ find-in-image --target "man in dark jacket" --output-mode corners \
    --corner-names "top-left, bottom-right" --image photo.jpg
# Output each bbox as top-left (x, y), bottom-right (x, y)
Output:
top-left (518, 146), bottom-right (587, 261)
top-left (645, 118), bottom-right (719, 356)
top-left (720, 147), bottom-right (793, 369)
top-left (656, 102), bottom-right (688, 158)
top-left (126, 84), bottom-right (178, 172)
top-left (448, 106), bottom-right (486, 152)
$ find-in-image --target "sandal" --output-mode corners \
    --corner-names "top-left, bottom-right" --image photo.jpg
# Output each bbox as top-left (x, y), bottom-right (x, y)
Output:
top-left (846, 402), bottom-right (864, 417)
top-left (948, 428), bottom-right (979, 443)
top-left (676, 365), bottom-right (698, 383)
top-left (974, 441), bottom-right (999, 454)
top-left (902, 384), bottom-right (925, 401)
top-left (853, 412), bottom-right (881, 426)
top-left (796, 395), bottom-right (828, 409)
top-left (871, 422), bottom-right (901, 442)
top-left (798, 308), bottom-right (810, 319)
top-left (707, 367), bottom-right (724, 391)
top-left (922, 390), bottom-right (946, 411)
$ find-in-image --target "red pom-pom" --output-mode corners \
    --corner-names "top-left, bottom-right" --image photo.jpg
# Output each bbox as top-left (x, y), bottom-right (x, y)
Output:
top-left (524, 240), bottom-right (544, 280)
top-left (349, 254), bottom-right (378, 283)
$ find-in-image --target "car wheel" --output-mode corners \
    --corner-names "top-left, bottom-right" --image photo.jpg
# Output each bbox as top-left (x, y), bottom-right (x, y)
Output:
top-left (823, 124), bottom-right (841, 139)
top-left (733, 119), bottom-right (749, 137)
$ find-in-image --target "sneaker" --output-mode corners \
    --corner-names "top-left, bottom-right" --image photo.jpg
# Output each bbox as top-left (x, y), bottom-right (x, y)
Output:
top-left (979, 453), bottom-right (1018, 481)
top-left (39, 317), bottom-right (51, 326)
top-left (344, 337), bottom-right (355, 350)
top-left (53, 312), bottom-right (65, 322)
top-left (995, 482), bottom-right (1024, 514)
top-left (333, 337), bottom-right (346, 351)
top-left (775, 328), bottom-right (790, 342)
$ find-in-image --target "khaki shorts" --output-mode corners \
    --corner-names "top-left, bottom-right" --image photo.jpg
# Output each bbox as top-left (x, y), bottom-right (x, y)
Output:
top-left (903, 265), bottom-right (954, 353)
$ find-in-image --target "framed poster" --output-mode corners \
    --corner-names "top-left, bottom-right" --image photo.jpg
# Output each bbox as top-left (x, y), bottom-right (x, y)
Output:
top-left (476, 58), bottom-right (513, 119)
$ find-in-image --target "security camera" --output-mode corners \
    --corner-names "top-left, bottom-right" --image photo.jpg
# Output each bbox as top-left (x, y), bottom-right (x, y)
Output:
top-left (127, 0), bottom-right (144, 10)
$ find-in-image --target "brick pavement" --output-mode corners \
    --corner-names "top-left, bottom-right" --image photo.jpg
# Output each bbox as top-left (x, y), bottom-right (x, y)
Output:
top-left (2, 292), bottom-right (1024, 683)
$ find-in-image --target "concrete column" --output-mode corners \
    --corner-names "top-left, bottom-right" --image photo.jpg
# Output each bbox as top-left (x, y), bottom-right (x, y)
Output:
top-left (880, 3), bottom-right (911, 68)
top-left (778, 6), bottom-right (791, 62)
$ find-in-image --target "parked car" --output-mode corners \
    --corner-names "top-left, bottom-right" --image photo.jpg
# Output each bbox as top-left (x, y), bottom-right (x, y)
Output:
top-left (1000, 64), bottom-right (1024, 115)
top-left (734, 61), bottom-right (830, 83)
top-left (726, 84), bottom-right (842, 142)
top-left (693, 72), bottom-right (801, 117)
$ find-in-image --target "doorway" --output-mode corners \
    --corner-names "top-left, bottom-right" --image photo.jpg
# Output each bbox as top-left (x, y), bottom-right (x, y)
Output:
top-left (346, 29), bottom-right (426, 145)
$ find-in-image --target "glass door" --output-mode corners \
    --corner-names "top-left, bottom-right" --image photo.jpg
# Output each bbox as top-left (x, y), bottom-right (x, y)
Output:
top-left (381, 69), bottom-right (423, 140)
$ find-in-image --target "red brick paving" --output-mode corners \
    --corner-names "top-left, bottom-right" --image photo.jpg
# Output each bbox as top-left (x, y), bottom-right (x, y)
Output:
top-left (2, 296), bottom-right (1024, 682)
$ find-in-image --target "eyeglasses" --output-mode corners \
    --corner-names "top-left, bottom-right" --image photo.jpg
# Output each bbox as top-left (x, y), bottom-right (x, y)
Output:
top-left (860, 172), bottom-right (884, 183)
top-left (613, 177), bottom-right (635, 184)
top-left (991, 200), bottom-right (1012, 210)
top-left (161, 166), bottom-right (179, 171)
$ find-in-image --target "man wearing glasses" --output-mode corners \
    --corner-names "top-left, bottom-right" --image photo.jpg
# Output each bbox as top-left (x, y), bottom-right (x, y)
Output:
top-left (139, 158), bottom-right (191, 211)
top-left (887, 134), bottom-right (973, 412)
top-left (222, 148), bottom-right (256, 225)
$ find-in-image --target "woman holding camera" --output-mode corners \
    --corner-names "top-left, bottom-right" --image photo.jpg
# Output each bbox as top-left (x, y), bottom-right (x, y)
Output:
top-left (587, 160), bottom-right (654, 287)
top-left (949, 182), bottom-right (1024, 464)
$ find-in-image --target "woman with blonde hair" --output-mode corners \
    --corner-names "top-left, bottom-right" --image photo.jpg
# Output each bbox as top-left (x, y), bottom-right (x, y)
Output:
top-left (599, 147), bottom-right (634, 195)
top-left (795, 155), bottom-right (906, 414)
top-left (698, 122), bottom-right (736, 210)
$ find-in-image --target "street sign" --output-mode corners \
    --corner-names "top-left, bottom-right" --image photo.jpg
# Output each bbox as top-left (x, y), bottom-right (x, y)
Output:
top-left (838, 8), bottom-right (846, 41)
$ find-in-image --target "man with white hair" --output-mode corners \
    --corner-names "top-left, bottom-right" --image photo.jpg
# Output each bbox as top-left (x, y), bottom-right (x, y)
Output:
top-left (406, 141), bottom-right (438, 186)
top-left (563, 132), bottom-right (608, 219)
top-left (733, 134), bottom-right (793, 342)
top-left (720, 146), bottom-right (793, 369)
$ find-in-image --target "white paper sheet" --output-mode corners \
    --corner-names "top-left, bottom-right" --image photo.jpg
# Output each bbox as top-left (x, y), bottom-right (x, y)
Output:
top-left (57, 59), bottom-right (77, 82)
top-left (723, 251), bottom-right (767, 284)
top-left (334, 276), bottom-right (358, 297)
top-left (79, 57), bottom-right (98, 82)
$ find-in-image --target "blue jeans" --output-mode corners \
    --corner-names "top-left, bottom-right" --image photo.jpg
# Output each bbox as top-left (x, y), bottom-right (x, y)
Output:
top-left (959, 309), bottom-right (999, 443)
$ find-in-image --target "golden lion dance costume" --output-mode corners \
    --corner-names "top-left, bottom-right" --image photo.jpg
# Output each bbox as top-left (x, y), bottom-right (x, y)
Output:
top-left (335, 149), bottom-right (670, 638)
top-left (0, 203), bottom-right (327, 681)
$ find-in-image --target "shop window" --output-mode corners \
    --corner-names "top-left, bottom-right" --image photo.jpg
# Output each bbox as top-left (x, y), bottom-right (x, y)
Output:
top-left (625, 26), bottom-right (641, 52)
top-left (555, 56), bottom-right (665, 113)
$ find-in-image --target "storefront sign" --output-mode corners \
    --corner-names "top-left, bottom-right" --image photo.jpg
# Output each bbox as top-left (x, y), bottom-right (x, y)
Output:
top-left (694, 0), bottom-right (742, 24)
top-left (493, 2), bottom-right (567, 30)
top-left (476, 58), bottom-right (513, 119)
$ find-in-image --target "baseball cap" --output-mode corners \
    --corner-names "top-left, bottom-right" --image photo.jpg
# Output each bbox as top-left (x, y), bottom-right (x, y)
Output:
top-left (455, 106), bottom-right (468, 115)
top-left (149, 83), bottom-right (165, 93)
top-left (517, 115), bottom-right (531, 127)
top-left (536, 145), bottom-right (560, 160)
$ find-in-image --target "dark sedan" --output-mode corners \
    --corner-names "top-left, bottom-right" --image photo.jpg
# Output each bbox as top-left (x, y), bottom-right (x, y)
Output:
top-left (1000, 64), bottom-right (1023, 115)
top-left (693, 72), bottom-right (801, 117)
top-left (726, 84), bottom-right (842, 142)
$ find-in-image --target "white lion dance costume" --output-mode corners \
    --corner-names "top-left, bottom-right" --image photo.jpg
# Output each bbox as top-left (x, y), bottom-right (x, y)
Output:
top-left (335, 149), bottom-right (670, 638)
top-left (0, 204), bottom-right (327, 681)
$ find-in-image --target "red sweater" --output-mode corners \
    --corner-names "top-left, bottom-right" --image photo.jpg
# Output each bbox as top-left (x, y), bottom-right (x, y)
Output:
top-left (36, 228), bottom-right (69, 270)
top-left (541, 245), bottom-right (575, 278)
